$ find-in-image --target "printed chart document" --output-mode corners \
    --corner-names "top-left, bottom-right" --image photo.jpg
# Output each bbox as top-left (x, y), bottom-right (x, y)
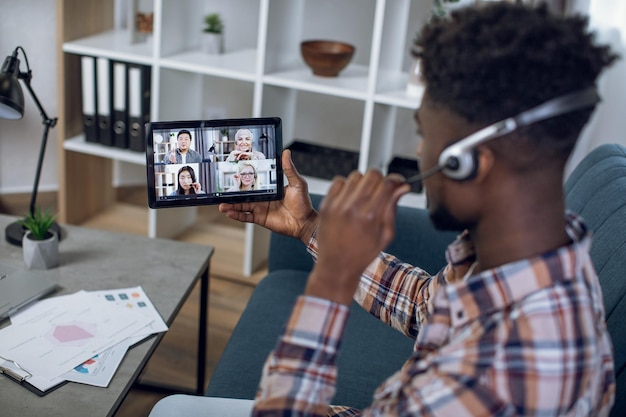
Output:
top-left (63, 286), bottom-right (168, 387)
top-left (64, 343), bottom-right (129, 388)
top-left (0, 286), bottom-right (166, 392)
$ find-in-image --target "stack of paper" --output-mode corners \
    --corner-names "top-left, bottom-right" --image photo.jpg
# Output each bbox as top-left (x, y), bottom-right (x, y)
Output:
top-left (0, 286), bottom-right (167, 394)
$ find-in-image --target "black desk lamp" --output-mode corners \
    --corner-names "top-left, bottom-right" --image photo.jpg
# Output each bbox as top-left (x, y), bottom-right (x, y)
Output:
top-left (0, 46), bottom-right (61, 246)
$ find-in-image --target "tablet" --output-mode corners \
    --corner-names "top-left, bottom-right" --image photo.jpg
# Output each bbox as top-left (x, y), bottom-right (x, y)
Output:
top-left (146, 117), bottom-right (284, 209)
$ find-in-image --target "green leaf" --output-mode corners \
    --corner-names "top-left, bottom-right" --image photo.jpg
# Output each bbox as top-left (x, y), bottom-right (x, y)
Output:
top-left (203, 13), bottom-right (224, 34)
top-left (18, 206), bottom-right (56, 240)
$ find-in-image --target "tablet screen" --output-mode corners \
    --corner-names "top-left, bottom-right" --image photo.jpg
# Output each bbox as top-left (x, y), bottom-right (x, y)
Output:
top-left (146, 117), bottom-right (283, 208)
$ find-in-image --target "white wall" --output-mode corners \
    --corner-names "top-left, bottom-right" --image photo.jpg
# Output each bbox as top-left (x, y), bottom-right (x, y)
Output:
top-left (0, 0), bottom-right (59, 195)
top-left (566, 0), bottom-right (626, 176)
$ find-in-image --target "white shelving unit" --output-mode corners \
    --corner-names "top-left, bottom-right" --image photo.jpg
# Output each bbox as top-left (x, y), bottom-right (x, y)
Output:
top-left (57, 0), bottom-right (429, 276)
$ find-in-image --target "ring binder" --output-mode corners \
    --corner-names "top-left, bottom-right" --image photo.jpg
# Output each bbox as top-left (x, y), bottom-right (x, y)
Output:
top-left (128, 63), bottom-right (151, 152)
top-left (80, 55), bottom-right (98, 143)
top-left (112, 60), bottom-right (129, 149)
top-left (96, 57), bottom-right (113, 146)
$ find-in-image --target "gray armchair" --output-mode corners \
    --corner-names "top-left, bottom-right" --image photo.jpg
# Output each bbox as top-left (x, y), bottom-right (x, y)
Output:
top-left (204, 143), bottom-right (626, 415)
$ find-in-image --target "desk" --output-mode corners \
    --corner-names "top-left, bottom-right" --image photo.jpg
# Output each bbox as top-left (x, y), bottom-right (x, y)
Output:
top-left (0, 214), bottom-right (213, 417)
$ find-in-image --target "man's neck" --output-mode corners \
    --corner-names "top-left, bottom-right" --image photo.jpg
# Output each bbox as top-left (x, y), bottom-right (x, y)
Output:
top-left (471, 190), bottom-right (570, 272)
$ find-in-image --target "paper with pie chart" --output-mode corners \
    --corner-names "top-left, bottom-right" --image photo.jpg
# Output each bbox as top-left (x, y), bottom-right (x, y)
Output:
top-left (62, 286), bottom-right (168, 387)
top-left (0, 290), bottom-right (154, 382)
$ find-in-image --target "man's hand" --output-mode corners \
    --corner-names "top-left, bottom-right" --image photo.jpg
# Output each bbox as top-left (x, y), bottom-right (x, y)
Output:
top-left (167, 150), bottom-right (177, 163)
top-left (305, 170), bottom-right (410, 305)
top-left (218, 150), bottom-right (319, 243)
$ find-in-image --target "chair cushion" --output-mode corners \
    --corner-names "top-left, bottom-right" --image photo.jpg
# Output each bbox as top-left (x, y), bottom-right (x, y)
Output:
top-left (206, 270), bottom-right (414, 409)
top-left (564, 143), bottom-right (626, 417)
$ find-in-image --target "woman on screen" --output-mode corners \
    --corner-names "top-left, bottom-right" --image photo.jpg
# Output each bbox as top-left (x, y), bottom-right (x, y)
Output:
top-left (226, 128), bottom-right (266, 161)
top-left (169, 166), bottom-right (205, 196)
top-left (227, 162), bottom-right (260, 192)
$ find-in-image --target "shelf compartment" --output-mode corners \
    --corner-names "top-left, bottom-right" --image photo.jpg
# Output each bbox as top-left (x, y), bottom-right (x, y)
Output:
top-left (157, 69), bottom-right (255, 121)
top-left (159, 0), bottom-right (262, 59)
top-left (287, 141), bottom-right (359, 181)
top-left (62, 29), bottom-right (153, 65)
top-left (262, 87), bottom-right (365, 155)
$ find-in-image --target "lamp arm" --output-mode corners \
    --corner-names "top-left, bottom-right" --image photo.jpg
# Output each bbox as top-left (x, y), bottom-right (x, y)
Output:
top-left (19, 72), bottom-right (57, 128)
top-left (19, 73), bottom-right (58, 217)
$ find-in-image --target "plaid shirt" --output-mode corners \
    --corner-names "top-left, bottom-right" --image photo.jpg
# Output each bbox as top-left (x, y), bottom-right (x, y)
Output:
top-left (253, 214), bottom-right (615, 416)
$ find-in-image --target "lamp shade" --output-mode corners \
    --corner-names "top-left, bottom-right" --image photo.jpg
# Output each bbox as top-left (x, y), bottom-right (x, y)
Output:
top-left (0, 53), bottom-right (24, 120)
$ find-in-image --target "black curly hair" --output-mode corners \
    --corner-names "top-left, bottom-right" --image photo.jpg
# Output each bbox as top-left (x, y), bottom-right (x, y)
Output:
top-left (415, 2), bottom-right (617, 162)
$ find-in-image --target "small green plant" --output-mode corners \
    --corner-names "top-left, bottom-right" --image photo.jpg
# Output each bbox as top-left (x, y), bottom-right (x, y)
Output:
top-left (19, 207), bottom-right (56, 240)
top-left (433, 0), bottom-right (461, 19)
top-left (203, 13), bottom-right (224, 34)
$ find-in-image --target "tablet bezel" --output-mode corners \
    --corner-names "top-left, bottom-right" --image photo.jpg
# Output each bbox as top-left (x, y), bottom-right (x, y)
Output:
top-left (146, 117), bottom-right (284, 209)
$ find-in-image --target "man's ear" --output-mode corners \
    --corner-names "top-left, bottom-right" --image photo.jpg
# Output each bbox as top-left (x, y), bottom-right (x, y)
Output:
top-left (473, 145), bottom-right (495, 183)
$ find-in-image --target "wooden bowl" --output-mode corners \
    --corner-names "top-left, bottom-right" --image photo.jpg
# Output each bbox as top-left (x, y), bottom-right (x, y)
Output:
top-left (300, 40), bottom-right (355, 77)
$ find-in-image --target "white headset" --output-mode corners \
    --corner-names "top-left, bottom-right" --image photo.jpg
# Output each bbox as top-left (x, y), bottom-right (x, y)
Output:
top-left (407, 87), bottom-right (600, 183)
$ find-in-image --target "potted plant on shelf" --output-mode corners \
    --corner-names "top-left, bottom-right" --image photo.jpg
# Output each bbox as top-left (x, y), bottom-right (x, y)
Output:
top-left (201, 13), bottom-right (224, 55)
top-left (19, 207), bottom-right (59, 270)
top-left (220, 128), bottom-right (229, 141)
top-left (408, 0), bottom-right (467, 96)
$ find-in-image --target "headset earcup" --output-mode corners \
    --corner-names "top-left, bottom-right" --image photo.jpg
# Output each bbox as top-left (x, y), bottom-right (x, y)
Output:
top-left (439, 146), bottom-right (479, 181)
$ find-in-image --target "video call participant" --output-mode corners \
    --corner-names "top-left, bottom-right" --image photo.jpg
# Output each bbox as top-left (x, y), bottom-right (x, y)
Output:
top-left (227, 162), bottom-right (259, 192)
top-left (226, 129), bottom-right (266, 161)
top-left (169, 166), bottom-right (205, 196)
top-left (164, 130), bottom-right (203, 164)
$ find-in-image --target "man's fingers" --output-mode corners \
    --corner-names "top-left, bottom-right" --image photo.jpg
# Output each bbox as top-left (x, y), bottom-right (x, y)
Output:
top-left (369, 174), bottom-right (409, 212)
top-left (222, 210), bottom-right (255, 223)
top-left (320, 174), bottom-right (347, 213)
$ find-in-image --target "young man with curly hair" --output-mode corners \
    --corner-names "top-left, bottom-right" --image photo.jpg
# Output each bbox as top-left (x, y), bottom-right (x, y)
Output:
top-left (152, 2), bottom-right (618, 416)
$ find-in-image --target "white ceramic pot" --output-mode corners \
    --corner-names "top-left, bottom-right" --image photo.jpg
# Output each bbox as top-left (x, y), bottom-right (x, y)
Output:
top-left (201, 33), bottom-right (223, 54)
top-left (23, 231), bottom-right (59, 270)
top-left (406, 57), bottom-right (423, 97)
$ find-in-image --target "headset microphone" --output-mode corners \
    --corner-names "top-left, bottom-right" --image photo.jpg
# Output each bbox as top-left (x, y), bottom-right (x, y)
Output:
top-left (412, 87), bottom-right (600, 182)
top-left (405, 164), bottom-right (444, 184)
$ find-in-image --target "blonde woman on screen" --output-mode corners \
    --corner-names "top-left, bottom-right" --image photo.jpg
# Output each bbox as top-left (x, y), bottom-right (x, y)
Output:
top-left (227, 162), bottom-right (260, 192)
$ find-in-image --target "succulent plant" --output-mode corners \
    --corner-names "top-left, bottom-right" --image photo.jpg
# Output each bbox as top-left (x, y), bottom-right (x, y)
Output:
top-left (19, 206), bottom-right (56, 240)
